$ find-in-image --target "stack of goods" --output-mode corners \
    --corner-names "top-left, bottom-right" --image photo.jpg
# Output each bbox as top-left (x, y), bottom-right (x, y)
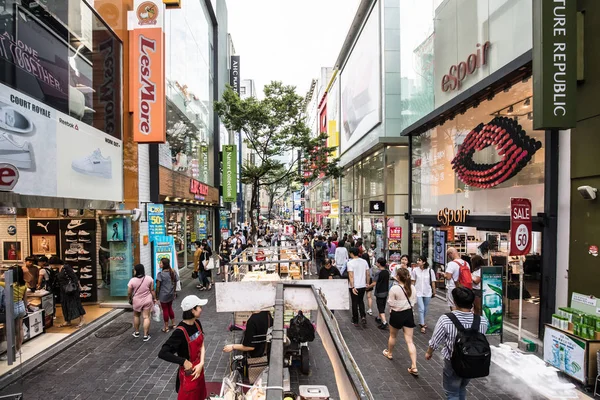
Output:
top-left (554, 307), bottom-right (600, 340)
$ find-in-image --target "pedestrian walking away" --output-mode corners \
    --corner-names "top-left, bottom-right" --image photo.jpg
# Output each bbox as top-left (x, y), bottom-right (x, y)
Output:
top-left (426, 287), bottom-right (489, 400)
top-left (158, 295), bottom-right (208, 400)
top-left (411, 255), bottom-right (437, 334)
top-left (156, 257), bottom-right (179, 333)
top-left (371, 257), bottom-right (390, 330)
top-left (383, 268), bottom-right (419, 377)
top-left (347, 247), bottom-right (370, 327)
top-left (128, 264), bottom-right (157, 341)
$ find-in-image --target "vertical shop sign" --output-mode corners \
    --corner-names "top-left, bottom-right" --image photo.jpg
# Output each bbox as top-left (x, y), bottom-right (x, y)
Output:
top-left (219, 209), bottom-right (230, 237)
top-left (130, 0), bottom-right (166, 142)
top-left (148, 203), bottom-right (166, 241)
top-left (510, 198), bottom-right (532, 256)
top-left (199, 145), bottom-right (209, 183)
top-left (433, 230), bottom-right (446, 265)
top-left (230, 55), bottom-right (240, 95)
top-left (223, 145), bottom-right (237, 202)
top-left (388, 226), bottom-right (402, 260)
top-left (197, 214), bottom-right (207, 240)
top-left (482, 266), bottom-right (504, 335)
top-left (533, 0), bottom-right (577, 130)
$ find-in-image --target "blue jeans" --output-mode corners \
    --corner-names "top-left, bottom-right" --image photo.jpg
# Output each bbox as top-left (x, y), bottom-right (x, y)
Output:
top-left (198, 270), bottom-right (211, 287)
top-left (443, 359), bottom-right (470, 400)
top-left (417, 296), bottom-right (432, 326)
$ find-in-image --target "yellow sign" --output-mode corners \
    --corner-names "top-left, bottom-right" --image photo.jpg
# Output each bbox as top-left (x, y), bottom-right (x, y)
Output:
top-left (330, 201), bottom-right (339, 218)
top-left (437, 207), bottom-right (470, 226)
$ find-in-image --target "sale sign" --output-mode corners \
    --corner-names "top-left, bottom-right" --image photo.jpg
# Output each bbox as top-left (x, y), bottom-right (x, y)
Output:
top-left (510, 198), bottom-right (532, 256)
top-left (389, 227), bottom-right (402, 240)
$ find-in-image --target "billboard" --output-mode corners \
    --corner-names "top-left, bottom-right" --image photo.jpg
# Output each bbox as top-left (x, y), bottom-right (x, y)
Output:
top-left (223, 145), bottom-right (237, 202)
top-left (340, 3), bottom-right (381, 153)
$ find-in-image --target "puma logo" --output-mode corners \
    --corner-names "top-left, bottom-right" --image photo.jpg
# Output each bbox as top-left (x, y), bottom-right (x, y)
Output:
top-left (37, 222), bottom-right (49, 232)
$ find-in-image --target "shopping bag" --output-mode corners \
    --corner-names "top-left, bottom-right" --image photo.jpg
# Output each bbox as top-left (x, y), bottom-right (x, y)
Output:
top-left (152, 303), bottom-right (161, 322)
top-left (206, 257), bottom-right (215, 270)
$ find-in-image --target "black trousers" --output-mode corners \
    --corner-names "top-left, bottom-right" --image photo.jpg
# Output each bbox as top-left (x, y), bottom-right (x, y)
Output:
top-left (350, 288), bottom-right (366, 323)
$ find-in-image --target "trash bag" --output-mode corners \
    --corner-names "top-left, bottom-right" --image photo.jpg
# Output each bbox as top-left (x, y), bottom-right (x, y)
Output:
top-left (287, 311), bottom-right (315, 343)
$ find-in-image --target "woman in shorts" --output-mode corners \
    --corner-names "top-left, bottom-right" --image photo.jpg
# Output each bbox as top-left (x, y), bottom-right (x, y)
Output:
top-left (382, 268), bottom-right (419, 376)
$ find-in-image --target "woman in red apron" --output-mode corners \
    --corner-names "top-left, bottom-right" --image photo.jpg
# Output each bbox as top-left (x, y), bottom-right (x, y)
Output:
top-left (159, 295), bottom-right (208, 399)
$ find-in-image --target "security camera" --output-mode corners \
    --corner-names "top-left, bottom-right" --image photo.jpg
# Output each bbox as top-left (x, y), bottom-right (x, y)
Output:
top-left (132, 208), bottom-right (143, 222)
top-left (577, 185), bottom-right (597, 200)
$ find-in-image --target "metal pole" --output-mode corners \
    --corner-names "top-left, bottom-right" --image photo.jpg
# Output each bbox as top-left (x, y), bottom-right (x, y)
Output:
top-left (266, 283), bottom-right (284, 400)
top-left (5, 270), bottom-right (15, 365)
top-left (518, 258), bottom-right (524, 343)
top-left (183, 208), bottom-right (188, 268)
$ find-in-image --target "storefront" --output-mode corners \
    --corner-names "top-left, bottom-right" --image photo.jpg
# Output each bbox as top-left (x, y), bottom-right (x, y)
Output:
top-left (402, 0), bottom-right (556, 338)
top-left (0, 0), bottom-right (125, 366)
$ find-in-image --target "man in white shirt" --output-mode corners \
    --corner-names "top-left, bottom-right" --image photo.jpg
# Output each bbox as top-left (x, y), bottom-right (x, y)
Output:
top-left (347, 247), bottom-right (370, 327)
top-left (444, 247), bottom-right (461, 310)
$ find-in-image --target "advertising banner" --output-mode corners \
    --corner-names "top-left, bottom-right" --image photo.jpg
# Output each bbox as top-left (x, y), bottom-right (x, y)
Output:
top-left (109, 241), bottom-right (133, 296)
top-left (533, 0), bottom-right (577, 130)
top-left (147, 203), bottom-right (166, 241)
top-left (482, 266), bottom-right (504, 335)
top-left (510, 198), bottom-right (532, 256)
top-left (432, 230), bottom-right (446, 265)
top-left (543, 325), bottom-right (585, 382)
top-left (219, 209), bottom-right (230, 236)
top-left (107, 218), bottom-right (126, 242)
top-left (130, 0), bottom-right (166, 143)
top-left (388, 226), bottom-right (402, 258)
top-left (223, 145), bottom-right (237, 202)
top-left (153, 235), bottom-right (175, 280)
top-left (197, 214), bottom-right (208, 240)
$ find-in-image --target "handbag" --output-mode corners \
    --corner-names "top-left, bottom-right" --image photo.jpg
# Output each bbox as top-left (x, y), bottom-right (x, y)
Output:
top-left (129, 276), bottom-right (146, 305)
top-left (191, 271), bottom-right (199, 279)
top-left (206, 257), bottom-right (215, 270)
top-left (65, 277), bottom-right (77, 294)
top-left (245, 313), bottom-right (271, 384)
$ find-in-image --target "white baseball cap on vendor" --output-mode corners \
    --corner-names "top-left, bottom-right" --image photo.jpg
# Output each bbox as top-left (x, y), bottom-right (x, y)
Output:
top-left (181, 295), bottom-right (208, 311)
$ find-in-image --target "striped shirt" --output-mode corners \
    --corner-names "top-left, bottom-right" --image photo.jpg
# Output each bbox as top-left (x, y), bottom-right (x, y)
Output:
top-left (429, 311), bottom-right (489, 360)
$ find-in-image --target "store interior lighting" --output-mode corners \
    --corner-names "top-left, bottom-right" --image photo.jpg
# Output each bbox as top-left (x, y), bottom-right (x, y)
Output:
top-left (491, 96), bottom-right (533, 118)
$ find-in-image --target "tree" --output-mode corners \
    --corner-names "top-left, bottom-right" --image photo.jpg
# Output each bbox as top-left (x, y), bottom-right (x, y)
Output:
top-left (263, 167), bottom-right (300, 222)
top-left (215, 81), bottom-right (340, 237)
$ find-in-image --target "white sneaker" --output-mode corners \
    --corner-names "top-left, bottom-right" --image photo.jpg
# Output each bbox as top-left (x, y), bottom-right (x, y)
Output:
top-left (78, 230), bottom-right (90, 236)
top-left (71, 149), bottom-right (112, 179)
top-left (79, 249), bottom-right (90, 255)
top-left (65, 230), bottom-right (77, 236)
top-left (80, 285), bottom-right (92, 291)
top-left (0, 133), bottom-right (33, 169)
top-left (367, 309), bottom-right (373, 316)
top-left (0, 107), bottom-right (34, 134)
top-left (78, 256), bottom-right (91, 261)
top-left (79, 238), bottom-right (91, 243)
top-left (80, 267), bottom-right (92, 273)
top-left (80, 274), bottom-right (92, 279)
top-left (65, 249), bottom-right (78, 255)
top-left (65, 257), bottom-right (78, 262)
top-left (66, 238), bottom-right (78, 243)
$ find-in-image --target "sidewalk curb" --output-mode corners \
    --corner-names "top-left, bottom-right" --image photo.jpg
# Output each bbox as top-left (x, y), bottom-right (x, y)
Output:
top-left (0, 308), bottom-right (125, 391)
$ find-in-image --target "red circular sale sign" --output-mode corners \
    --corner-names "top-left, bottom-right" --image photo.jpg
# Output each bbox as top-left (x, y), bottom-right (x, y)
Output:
top-left (510, 198), bottom-right (532, 256)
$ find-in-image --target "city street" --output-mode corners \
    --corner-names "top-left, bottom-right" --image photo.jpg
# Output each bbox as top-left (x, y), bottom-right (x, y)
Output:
top-left (0, 268), bottom-right (548, 400)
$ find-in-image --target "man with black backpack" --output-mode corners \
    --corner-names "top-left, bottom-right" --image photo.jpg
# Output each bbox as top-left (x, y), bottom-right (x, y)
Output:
top-left (425, 287), bottom-right (490, 400)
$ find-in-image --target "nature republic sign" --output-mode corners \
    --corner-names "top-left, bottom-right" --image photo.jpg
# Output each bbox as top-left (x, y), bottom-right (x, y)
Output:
top-left (222, 145), bottom-right (237, 202)
top-left (533, 0), bottom-right (577, 130)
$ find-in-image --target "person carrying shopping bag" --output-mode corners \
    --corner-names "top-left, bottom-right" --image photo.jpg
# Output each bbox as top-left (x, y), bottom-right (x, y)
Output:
top-left (156, 258), bottom-right (179, 333)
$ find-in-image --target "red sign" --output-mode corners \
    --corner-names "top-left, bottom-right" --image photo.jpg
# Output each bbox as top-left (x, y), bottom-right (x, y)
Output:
top-left (389, 227), bottom-right (402, 240)
top-left (510, 198), bottom-right (532, 256)
top-left (589, 246), bottom-right (598, 257)
top-left (190, 179), bottom-right (208, 199)
top-left (322, 201), bottom-right (331, 215)
top-left (441, 41), bottom-right (490, 92)
top-left (0, 163), bottom-right (19, 191)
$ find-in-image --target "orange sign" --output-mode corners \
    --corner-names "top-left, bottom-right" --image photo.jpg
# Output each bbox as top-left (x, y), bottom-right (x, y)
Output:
top-left (131, 28), bottom-right (165, 142)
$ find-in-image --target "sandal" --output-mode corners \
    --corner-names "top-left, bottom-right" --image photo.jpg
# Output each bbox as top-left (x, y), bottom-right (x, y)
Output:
top-left (420, 324), bottom-right (426, 334)
top-left (382, 349), bottom-right (393, 360)
top-left (161, 327), bottom-right (170, 333)
top-left (408, 367), bottom-right (419, 376)
top-left (58, 323), bottom-right (72, 328)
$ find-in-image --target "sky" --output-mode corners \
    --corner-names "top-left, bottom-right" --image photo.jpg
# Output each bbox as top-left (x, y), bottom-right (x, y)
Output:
top-left (225, 0), bottom-right (361, 98)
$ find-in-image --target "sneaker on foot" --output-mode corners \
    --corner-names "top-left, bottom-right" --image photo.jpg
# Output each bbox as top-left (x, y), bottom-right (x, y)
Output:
top-left (378, 322), bottom-right (389, 330)
top-left (132, 331), bottom-right (140, 338)
top-left (143, 335), bottom-right (151, 342)
top-left (361, 317), bottom-right (367, 327)
top-left (375, 317), bottom-right (382, 324)
top-left (367, 309), bottom-right (373, 316)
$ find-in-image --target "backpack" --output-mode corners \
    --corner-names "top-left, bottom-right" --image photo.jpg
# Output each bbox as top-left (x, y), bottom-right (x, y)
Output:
top-left (287, 311), bottom-right (315, 343)
top-left (314, 242), bottom-right (326, 259)
top-left (446, 313), bottom-right (491, 379)
top-left (43, 267), bottom-right (58, 291)
top-left (456, 260), bottom-right (473, 289)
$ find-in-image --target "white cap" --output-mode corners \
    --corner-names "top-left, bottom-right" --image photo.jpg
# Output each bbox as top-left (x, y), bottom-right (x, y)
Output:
top-left (181, 295), bottom-right (208, 311)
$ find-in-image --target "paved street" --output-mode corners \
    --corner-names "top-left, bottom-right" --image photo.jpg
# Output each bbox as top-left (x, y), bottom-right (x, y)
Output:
top-left (0, 270), bottom-right (548, 400)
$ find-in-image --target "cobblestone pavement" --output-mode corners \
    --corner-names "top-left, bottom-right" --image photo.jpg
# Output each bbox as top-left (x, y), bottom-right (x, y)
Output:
top-left (0, 269), bottom-right (549, 399)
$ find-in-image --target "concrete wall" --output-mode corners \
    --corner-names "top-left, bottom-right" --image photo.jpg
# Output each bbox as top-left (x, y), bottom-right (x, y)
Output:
top-left (568, 0), bottom-right (600, 298)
